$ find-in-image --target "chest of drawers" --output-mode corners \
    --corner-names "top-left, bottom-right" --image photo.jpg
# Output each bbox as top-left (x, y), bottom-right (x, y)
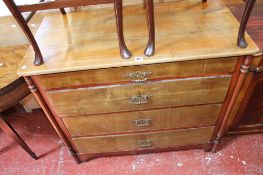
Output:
top-left (17, 0), bottom-right (259, 163)
top-left (32, 57), bottom-right (236, 162)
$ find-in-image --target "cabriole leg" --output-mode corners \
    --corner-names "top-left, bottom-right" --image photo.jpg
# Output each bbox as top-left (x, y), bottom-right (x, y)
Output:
top-left (144, 0), bottom-right (155, 57)
top-left (237, 0), bottom-right (256, 48)
top-left (3, 0), bottom-right (43, 66)
top-left (114, 0), bottom-right (132, 59)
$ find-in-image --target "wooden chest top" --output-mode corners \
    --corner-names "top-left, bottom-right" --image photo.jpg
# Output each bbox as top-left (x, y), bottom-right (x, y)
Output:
top-left (17, 0), bottom-right (259, 76)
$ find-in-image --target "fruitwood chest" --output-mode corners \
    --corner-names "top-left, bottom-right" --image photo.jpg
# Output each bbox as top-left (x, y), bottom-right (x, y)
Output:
top-left (17, 0), bottom-right (259, 163)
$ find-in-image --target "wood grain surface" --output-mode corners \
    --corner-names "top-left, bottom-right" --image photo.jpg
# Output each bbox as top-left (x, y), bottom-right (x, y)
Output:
top-left (0, 13), bottom-right (46, 47)
top-left (225, 0), bottom-right (263, 49)
top-left (0, 78), bottom-right (29, 112)
top-left (62, 104), bottom-right (221, 137)
top-left (0, 46), bottom-right (28, 89)
top-left (46, 75), bottom-right (231, 117)
top-left (0, 11), bottom-right (53, 88)
top-left (225, 56), bottom-right (262, 131)
top-left (17, 0), bottom-right (259, 76)
top-left (36, 57), bottom-right (237, 90)
top-left (224, 0), bottom-right (263, 134)
top-left (72, 126), bottom-right (214, 153)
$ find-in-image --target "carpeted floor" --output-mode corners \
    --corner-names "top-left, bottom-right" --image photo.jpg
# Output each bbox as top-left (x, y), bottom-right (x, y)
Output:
top-left (0, 109), bottom-right (262, 175)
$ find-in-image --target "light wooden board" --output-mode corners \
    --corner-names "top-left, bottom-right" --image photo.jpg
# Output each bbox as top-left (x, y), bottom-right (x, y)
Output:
top-left (0, 12), bottom-right (48, 88)
top-left (17, 0), bottom-right (259, 76)
top-left (0, 13), bottom-right (45, 47)
top-left (0, 46), bottom-right (28, 89)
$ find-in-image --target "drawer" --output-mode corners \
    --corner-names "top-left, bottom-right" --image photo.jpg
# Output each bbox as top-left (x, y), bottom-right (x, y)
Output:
top-left (63, 104), bottom-right (221, 137)
top-left (47, 75), bottom-right (231, 117)
top-left (36, 57), bottom-right (237, 90)
top-left (72, 127), bottom-right (214, 153)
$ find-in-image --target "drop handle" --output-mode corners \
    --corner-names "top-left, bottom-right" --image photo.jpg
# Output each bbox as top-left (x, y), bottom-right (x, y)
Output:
top-left (134, 119), bottom-right (152, 127)
top-left (137, 140), bottom-right (153, 148)
top-left (128, 94), bottom-right (152, 105)
top-left (124, 71), bottom-right (152, 83)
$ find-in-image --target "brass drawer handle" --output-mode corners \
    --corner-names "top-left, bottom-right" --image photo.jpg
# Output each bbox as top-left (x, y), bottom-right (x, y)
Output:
top-left (129, 94), bottom-right (151, 105)
top-left (125, 71), bottom-right (152, 83)
top-left (134, 119), bottom-right (152, 127)
top-left (250, 67), bottom-right (263, 73)
top-left (137, 140), bottom-right (153, 148)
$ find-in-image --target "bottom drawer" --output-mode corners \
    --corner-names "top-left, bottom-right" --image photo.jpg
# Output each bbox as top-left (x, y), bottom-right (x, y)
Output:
top-left (72, 127), bottom-right (214, 153)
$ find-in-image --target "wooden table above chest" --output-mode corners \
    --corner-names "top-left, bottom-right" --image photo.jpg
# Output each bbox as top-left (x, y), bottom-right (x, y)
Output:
top-left (18, 0), bottom-right (259, 163)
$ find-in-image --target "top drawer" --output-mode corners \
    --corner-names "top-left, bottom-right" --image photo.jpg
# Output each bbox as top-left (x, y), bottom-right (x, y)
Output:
top-left (35, 57), bottom-right (237, 90)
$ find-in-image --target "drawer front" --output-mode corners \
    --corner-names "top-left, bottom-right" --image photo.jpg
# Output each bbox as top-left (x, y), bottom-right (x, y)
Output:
top-left (37, 57), bottom-right (237, 90)
top-left (63, 104), bottom-right (221, 137)
top-left (72, 127), bottom-right (214, 153)
top-left (47, 76), bottom-right (231, 117)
